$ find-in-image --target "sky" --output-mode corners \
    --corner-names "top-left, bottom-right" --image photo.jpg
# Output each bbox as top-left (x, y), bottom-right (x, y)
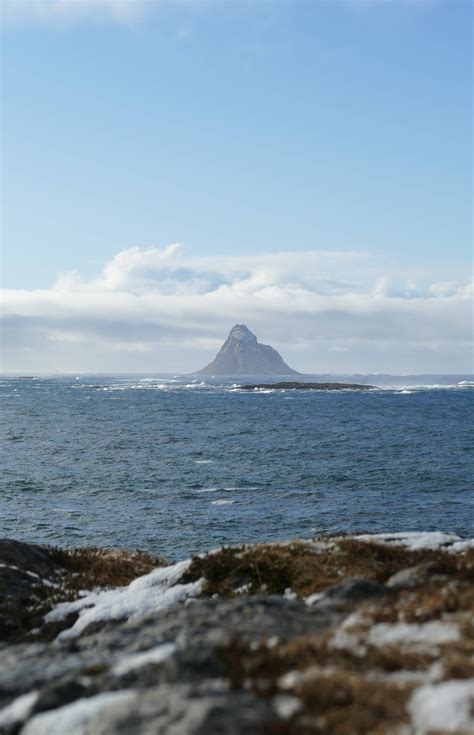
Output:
top-left (0, 0), bottom-right (472, 374)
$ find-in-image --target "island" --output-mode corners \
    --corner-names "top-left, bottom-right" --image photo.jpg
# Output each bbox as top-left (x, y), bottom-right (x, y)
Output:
top-left (240, 381), bottom-right (377, 391)
top-left (197, 324), bottom-right (300, 376)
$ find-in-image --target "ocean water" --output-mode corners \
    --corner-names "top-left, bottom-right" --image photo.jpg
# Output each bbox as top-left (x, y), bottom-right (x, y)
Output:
top-left (0, 374), bottom-right (472, 560)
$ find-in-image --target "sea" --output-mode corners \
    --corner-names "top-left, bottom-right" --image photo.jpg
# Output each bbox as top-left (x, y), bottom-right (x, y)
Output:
top-left (1, 374), bottom-right (473, 560)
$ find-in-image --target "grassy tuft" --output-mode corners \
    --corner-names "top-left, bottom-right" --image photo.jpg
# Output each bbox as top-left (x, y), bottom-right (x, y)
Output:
top-left (45, 545), bottom-right (166, 593)
top-left (182, 538), bottom-right (474, 599)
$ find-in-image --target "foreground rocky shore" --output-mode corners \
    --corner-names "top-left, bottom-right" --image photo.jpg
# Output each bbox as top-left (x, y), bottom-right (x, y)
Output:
top-left (0, 532), bottom-right (473, 734)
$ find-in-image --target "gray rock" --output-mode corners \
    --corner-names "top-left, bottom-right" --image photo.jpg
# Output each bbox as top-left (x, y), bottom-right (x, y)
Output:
top-left (386, 562), bottom-right (441, 589)
top-left (32, 678), bottom-right (97, 717)
top-left (21, 684), bottom-right (277, 735)
top-left (0, 643), bottom-right (102, 706)
top-left (76, 596), bottom-right (339, 659)
top-left (0, 540), bottom-right (60, 644)
top-left (0, 540), bottom-right (57, 578)
top-left (0, 595), bottom-right (341, 726)
top-left (317, 578), bottom-right (387, 605)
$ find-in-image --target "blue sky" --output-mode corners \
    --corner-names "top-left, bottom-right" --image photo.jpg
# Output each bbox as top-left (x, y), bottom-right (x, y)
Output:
top-left (1, 0), bottom-right (472, 373)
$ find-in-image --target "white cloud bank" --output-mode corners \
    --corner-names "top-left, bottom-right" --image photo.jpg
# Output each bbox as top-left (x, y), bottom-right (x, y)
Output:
top-left (1, 245), bottom-right (472, 373)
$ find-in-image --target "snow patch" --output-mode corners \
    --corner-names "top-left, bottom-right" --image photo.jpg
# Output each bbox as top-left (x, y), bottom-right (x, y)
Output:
top-left (305, 592), bottom-right (324, 606)
top-left (234, 583), bottom-right (251, 595)
top-left (0, 691), bottom-right (39, 729)
top-left (330, 615), bottom-right (460, 654)
top-left (22, 691), bottom-right (136, 735)
top-left (368, 621), bottom-right (460, 648)
top-left (0, 564), bottom-right (59, 588)
top-left (272, 695), bottom-right (302, 720)
top-left (408, 680), bottom-right (474, 733)
top-left (45, 559), bottom-right (204, 640)
top-left (329, 612), bottom-right (365, 654)
top-left (309, 540), bottom-right (337, 553)
top-left (112, 643), bottom-right (176, 676)
top-left (352, 531), bottom-right (474, 552)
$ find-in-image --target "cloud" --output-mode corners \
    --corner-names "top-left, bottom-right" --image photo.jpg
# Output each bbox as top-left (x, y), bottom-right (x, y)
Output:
top-left (1, 0), bottom-right (151, 26)
top-left (1, 245), bottom-right (472, 374)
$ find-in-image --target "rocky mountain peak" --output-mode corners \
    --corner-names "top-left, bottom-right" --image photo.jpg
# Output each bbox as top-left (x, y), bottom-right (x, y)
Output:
top-left (228, 324), bottom-right (257, 343)
top-left (197, 325), bottom-right (299, 376)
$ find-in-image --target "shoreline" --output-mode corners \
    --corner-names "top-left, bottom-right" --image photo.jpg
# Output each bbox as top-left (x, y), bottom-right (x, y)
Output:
top-left (1, 532), bottom-right (473, 734)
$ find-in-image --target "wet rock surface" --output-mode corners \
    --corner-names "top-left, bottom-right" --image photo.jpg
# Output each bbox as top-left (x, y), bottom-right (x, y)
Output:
top-left (0, 534), bottom-right (473, 734)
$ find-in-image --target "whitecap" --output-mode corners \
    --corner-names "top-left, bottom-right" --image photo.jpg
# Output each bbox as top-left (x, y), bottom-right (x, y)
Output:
top-left (132, 384), bottom-right (171, 390)
top-left (211, 499), bottom-right (235, 506)
top-left (51, 508), bottom-right (81, 514)
top-left (100, 383), bottom-right (172, 392)
top-left (139, 378), bottom-right (175, 383)
top-left (385, 382), bottom-right (473, 392)
top-left (223, 486), bottom-right (258, 491)
top-left (194, 460), bottom-right (214, 464)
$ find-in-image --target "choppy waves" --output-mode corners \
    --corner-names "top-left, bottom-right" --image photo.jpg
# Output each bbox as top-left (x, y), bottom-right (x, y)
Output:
top-left (0, 373), bottom-right (472, 558)
top-left (65, 376), bottom-right (474, 396)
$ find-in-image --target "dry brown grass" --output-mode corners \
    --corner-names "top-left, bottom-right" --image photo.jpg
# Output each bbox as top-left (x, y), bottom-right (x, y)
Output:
top-left (367, 581), bottom-right (474, 625)
top-left (220, 637), bottom-right (414, 735)
top-left (215, 541), bottom-right (474, 735)
top-left (45, 545), bottom-right (166, 593)
top-left (442, 651), bottom-right (474, 680)
top-left (219, 625), bottom-right (474, 735)
top-left (182, 538), bottom-right (474, 599)
top-left (220, 631), bottom-right (441, 693)
top-left (282, 671), bottom-right (412, 735)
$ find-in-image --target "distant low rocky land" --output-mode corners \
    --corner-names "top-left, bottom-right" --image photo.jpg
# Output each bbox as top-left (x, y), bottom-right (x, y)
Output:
top-left (240, 382), bottom-right (376, 391)
top-left (1, 533), bottom-right (473, 734)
